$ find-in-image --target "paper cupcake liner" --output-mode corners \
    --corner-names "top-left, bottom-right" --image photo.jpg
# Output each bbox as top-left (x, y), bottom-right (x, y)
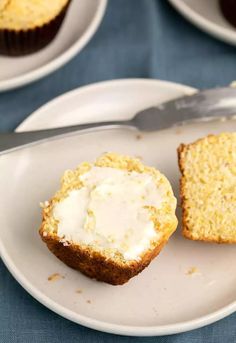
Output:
top-left (0, 1), bottom-right (71, 56)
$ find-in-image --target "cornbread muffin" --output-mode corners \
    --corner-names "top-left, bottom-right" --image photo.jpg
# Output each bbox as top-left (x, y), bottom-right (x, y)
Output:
top-left (220, 0), bottom-right (236, 28)
top-left (0, 0), bottom-right (70, 56)
top-left (178, 133), bottom-right (236, 243)
top-left (39, 153), bottom-right (178, 285)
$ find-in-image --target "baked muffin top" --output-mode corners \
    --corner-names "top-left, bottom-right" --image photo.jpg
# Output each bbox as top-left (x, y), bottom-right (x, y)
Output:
top-left (41, 153), bottom-right (177, 263)
top-left (0, 0), bottom-right (69, 30)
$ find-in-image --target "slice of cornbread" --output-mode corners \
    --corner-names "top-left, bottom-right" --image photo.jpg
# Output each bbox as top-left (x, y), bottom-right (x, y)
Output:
top-left (178, 133), bottom-right (236, 243)
top-left (39, 153), bottom-right (178, 285)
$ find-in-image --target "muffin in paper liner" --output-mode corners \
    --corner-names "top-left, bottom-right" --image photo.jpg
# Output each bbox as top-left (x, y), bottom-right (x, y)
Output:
top-left (219, 0), bottom-right (236, 28)
top-left (0, 0), bottom-right (71, 56)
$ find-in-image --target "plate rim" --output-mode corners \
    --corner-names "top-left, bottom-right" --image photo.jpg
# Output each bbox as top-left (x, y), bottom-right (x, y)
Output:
top-left (168, 0), bottom-right (236, 46)
top-left (2, 78), bottom-right (236, 336)
top-left (0, 0), bottom-right (107, 92)
top-left (1, 238), bottom-right (236, 337)
top-left (16, 78), bottom-right (196, 132)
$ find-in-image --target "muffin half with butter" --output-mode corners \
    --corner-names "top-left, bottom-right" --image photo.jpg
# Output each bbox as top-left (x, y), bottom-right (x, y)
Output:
top-left (0, 0), bottom-right (71, 56)
top-left (39, 153), bottom-right (178, 285)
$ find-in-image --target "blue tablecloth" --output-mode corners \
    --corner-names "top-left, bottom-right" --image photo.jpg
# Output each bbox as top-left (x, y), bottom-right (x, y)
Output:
top-left (1, 1), bottom-right (236, 342)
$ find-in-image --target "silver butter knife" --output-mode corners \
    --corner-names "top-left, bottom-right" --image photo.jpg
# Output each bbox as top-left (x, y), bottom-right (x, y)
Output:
top-left (1, 87), bottom-right (236, 155)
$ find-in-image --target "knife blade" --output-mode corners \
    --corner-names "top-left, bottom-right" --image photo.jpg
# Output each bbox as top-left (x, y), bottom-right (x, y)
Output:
top-left (1, 87), bottom-right (236, 155)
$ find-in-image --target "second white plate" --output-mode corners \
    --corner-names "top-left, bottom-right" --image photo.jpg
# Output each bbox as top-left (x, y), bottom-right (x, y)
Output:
top-left (0, 0), bottom-right (107, 92)
top-left (168, 0), bottom-right (236, 46)
top-left (0, 79), bottom-right (236, 336)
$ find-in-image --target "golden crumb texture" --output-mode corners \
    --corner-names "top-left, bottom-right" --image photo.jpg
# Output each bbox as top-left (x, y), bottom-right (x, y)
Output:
top-left (178, 132), bottom-right (236, 243)
top-left (0, 0), bottom-right (70, 30)
top-left (39, 152), bottom-right (178, 285)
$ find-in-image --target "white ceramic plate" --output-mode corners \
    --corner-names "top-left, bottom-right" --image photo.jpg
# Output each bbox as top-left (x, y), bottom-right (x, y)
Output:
top-left (168, 0), bottom-right (236, 46)
top-left (0, 79), bottom-right (236, 336)
top-left (0, 0), bottom-right (107, 92)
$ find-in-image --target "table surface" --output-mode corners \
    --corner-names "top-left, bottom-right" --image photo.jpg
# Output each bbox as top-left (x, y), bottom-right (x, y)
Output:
top-left (1, 0), bottom-right (236, 342)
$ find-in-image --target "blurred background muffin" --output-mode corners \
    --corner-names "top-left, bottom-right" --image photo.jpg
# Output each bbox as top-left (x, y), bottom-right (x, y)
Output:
top-left (219, 0), bottom-right (236, 28)
top-left (0, 0), bottom-right (71, 56)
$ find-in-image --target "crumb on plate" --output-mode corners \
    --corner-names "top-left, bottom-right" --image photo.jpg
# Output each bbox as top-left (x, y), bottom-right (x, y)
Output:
top-left (186, 266), bottom-right (200, 276)
top-left (48, 273), bottom-right (65, 281)
top-left (136, 134), bottom-right (143, 140)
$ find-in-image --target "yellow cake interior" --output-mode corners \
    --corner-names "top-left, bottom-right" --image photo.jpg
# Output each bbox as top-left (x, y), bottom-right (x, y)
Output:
top-left (0, 0), bottom-right (69, 30)
top-left (179, 133), bottom-right (236, 242)
top-left (41, 153), bottom-right (178, 264)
